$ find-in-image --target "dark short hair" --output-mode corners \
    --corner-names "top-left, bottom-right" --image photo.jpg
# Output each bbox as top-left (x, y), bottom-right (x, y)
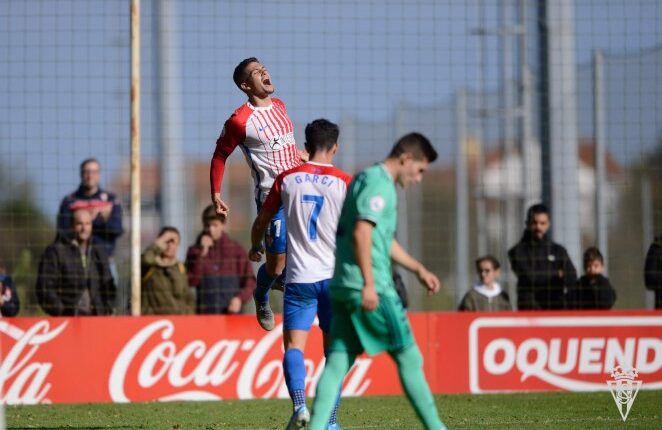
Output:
top-left (387, 133), bottom-right (437, 163)
top-left (158, 226), bottom-right (180, 238)
top-left (233, 57), bottom-right (259, 89)
top-left (583, 246), bottom-right (604, 267)
top-left (475, 255), bottom-right (501, 271)
top-left (526, 203), bottom-right (550, 224)
top-left (304, 119), bottom-right (339, 156)
top-left (202, 204), bottom-right (226, 225)
top-left (80, 158), bottom-right (100, 175)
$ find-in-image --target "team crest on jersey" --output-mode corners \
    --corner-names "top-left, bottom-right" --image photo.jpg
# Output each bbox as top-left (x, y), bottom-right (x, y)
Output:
top-left (369, 195), bottom-right (385, 212)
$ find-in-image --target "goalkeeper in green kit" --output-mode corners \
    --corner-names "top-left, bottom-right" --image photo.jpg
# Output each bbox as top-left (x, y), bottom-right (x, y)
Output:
top-left (309, 133), bottom-right (447, 430)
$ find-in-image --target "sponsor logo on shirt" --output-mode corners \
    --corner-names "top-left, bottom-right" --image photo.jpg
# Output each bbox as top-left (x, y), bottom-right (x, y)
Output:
top-left (268, 132), bottom-right (295, 150)
top-left (269, 136), bottom-right (284, 150)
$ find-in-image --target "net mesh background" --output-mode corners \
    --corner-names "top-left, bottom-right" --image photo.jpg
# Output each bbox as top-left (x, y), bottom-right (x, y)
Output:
top-left (0, 0), bottom-right (660, 315)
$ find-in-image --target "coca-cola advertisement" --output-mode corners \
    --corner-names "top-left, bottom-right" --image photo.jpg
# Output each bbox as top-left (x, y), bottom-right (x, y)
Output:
top-left (1, 311), bottom-right (661, 405)
top-left (0, 316), bottom-right (396, 405)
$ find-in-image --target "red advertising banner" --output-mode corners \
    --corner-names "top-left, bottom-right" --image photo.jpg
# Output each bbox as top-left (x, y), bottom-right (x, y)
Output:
top-left (1, 311), bottom-right (660, 404)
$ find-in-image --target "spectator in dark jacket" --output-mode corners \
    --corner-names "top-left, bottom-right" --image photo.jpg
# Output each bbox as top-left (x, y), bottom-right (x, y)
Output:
top-left (645, 236), bottom-right (662, 309)
top-left (57, 158), bottom-right (123, 257)
top-left (459, 255), bottom-right (511, 312)
top-left (186, 205), bottom-right (256, 314)
top-left (508, 203), bottom-right (577, 310)
top-left (37, 209), bottom-right (116, 316)
top-left (0, 262), bottom-right (19, 317)
top-left (141, 226), bottom-right (194, 315)
top-left (573, 247), bottom-right (616, 309)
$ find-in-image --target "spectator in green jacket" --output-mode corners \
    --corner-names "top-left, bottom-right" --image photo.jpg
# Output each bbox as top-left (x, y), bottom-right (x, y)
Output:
top-left (141, 226), bottom-right (194, 315)
top-left (458, 255), bottom-right (511, 312)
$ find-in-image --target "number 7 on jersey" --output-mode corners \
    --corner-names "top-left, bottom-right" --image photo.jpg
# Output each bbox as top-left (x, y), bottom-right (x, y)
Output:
top-left (302, 194), bottom-right (325, 240)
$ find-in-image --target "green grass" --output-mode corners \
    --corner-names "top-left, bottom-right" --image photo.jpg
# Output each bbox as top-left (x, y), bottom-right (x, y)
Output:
top-left (6, 391), bottom-right (661, 429)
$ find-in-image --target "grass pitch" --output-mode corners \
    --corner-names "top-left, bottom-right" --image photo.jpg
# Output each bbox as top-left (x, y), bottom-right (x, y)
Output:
top-left (6, 391), bottom-right (661, 429)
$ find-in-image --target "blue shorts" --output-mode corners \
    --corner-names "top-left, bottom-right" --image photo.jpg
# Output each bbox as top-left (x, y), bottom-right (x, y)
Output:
top-left (264, 205), bottom-right (287, 254)
top-left (283, 280), bottom-right (332, 333)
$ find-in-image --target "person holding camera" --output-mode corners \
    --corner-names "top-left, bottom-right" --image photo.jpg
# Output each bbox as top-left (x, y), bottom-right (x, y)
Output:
top-left (141, 226), bottom-right (194, 315)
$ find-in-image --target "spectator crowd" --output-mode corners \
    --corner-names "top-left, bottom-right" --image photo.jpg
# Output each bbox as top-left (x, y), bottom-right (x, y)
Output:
top-left (0, 159), bottom-right (660, 317)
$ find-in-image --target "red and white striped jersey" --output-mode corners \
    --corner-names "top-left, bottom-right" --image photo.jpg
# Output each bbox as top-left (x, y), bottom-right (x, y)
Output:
top-left (211, 98), bottom-right (301, 205)
top-left (263, 162), bottom-right (352, 283)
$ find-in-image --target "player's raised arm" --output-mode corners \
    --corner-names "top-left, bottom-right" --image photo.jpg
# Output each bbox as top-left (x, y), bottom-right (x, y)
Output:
top-left (391, 239), bottom-right (441, 295)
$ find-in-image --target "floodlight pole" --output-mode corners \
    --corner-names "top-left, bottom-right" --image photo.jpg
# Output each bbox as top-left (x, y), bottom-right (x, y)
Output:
top-left (154, 0), bottom-right (188, 256)
top-left (593, 49), bottom-right (608, 272)
top-left (542, 0), bottom-right (581, 267)
top-left (130, 0), bottom-right (142, 316)
top-left (455, 90), bottom-right (470, 305)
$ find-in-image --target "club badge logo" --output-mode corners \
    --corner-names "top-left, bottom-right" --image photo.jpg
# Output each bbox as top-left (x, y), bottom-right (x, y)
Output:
top-left (369, 195), bottom-right (385, 212)
top-left (606, 366), bottom-right (642, 421)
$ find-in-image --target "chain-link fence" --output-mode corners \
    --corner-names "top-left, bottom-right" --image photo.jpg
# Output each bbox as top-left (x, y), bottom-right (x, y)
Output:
top-left (1, 0), bottom-right (661, 316)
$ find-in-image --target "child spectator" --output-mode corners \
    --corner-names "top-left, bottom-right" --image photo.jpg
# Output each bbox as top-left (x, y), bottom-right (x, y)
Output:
top-left (141, 227), bottom-right (194, 315)
top-left (186, 206), bottom-right (256, 314)
top-left (0, 262), bottom-right (19, 317)
top-left (458, 255), bottom-right (511, 311)
top-left (574, 247), bottom-right (616, 309)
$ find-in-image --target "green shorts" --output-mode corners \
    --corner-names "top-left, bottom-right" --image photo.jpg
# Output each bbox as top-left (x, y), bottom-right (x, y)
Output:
top-left (328, 287), bottom-right (414, 356)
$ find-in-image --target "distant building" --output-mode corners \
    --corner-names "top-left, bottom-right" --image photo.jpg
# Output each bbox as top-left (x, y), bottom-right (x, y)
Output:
top-left (109, 158), bottom-right (255, 247)
top-left (476, 138), bottom-right (623, 248)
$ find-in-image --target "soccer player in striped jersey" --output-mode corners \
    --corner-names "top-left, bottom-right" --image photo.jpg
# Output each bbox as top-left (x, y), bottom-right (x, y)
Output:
top-left (250, 119), bottom-right (351, 430)
top-left (211, 57), bottom-right (305, 331)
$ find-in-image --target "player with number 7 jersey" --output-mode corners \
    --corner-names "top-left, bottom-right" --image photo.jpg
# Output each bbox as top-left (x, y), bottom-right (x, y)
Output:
top-left (259, 159), bottom-right (351, 286)
top-left (249, 119), bottom-right (351, 430)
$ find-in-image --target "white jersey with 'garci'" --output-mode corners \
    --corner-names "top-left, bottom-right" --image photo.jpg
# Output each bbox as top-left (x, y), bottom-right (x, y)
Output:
top-left (263, 162), bottom-right (352, 284)
top-left (211, 98), bottom-right (301, 206)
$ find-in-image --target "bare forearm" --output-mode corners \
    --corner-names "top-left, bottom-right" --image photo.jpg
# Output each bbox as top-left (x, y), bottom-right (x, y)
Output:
top-left (391, 239), bottom-right (422, 273)
top-left (251, 211), bottom-right (272, 249)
